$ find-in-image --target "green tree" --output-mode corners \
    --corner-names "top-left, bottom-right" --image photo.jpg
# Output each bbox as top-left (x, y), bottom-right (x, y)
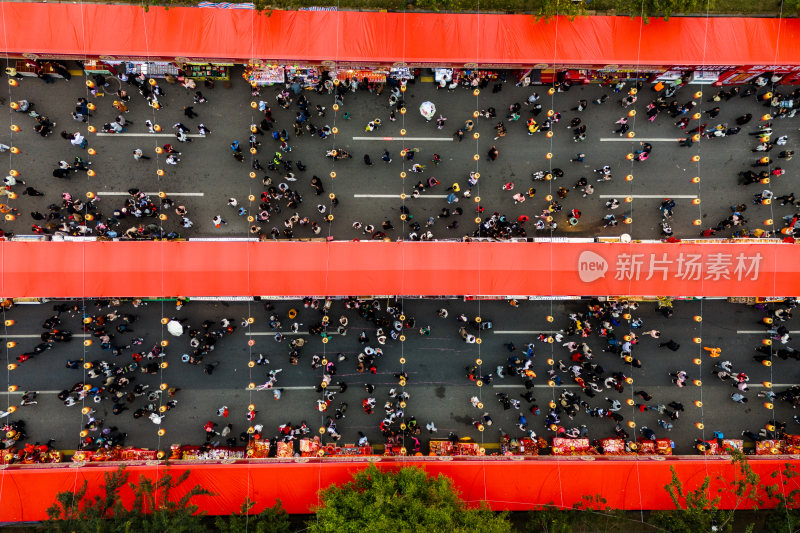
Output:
top-left (533, 0), bottom-right (587, 20)
top-left (306, 464), bottom-right (512, 533)
top-left (125, 469), bottom-right (212, 532)
top-left (614, 0), bottom-right (716, 22)
top-left (46, 466), bottom-right (213, 533)
top-left (46, 465), bottom-right (130, 533)
top-left (764, 462), bottom-right (800, 533)
top-left (651, 468), bottom-right (731, 533)
top-left (651, 449), bottom-right (757, 533)
top-left (524, 494), bottom-right (628, 533)
top-left (215, 498), bottom-right (293, 533)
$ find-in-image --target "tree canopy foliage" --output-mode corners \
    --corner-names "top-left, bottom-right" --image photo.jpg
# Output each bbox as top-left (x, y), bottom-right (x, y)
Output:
top-left (307, 464), bottom-right (513, 533)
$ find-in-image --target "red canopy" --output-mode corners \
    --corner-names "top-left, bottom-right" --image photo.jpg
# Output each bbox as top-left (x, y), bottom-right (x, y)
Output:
top-left (2, 241), bottom-right (795, 298)
top-left (0, 458), bottom-right (794, 521)
top-left (1, 3), bottom-right (799, 66)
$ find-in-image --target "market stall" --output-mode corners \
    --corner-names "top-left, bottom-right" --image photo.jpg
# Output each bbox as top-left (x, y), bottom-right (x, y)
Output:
top-left (636, 439), bottom-right (657, 454)
top-left (71, 450), bottom-right (96, 462)
top-left (300, 437), bottom-right (322, 456)
top-left (697, 439), bottom-right (747, 455)
top-left (119, 448), bottom-right (159, 461)
top-left (502, 436), bottom-right (542, 456)
top-left (455, 442), bottom-right (482, 456)
top-left (330, 444), bottom-right (372, 456)
top-left (757, 439), bottom-right (787, 455)
top-left (244, 64), bottom-right (285, 86)
top-left (10, 60), bottom-right (59, 77)
top-left (82, 59), bottom-right (114, 76)
top-left (72, 447), bottom-right (156, 462)
top-left (276, 441), bottom-right (294, 458)
top-left (2, 446), bottom-right (61, 464)
top-left (179, 445), bottom-right (247, 461)
top-left (600, 437), bottom-right (627, 455)
top-left (552, 437), bottom-right (596, 456)
top-left (181, 62), bottom-right (232, 81)
top-left (655, 439), bottom-right (673, 456)
top-left (786, 435), bottom-right (800, 454)
top-left (319, 443), bottom-right (371, 457)
top-left (284, 66), bottom-right (319, 87)
top-left (429, 439), bottom-right (454, 456)
top-left (246, 440), bottom-right (270, 458)
top-left (388, 66), bottom-right (415, 82)
top-left (433, 67), bottom-right (454, 83)
top-left (335, 68), bottom-right (388, 83)
top-left (383, 442), bottom-right (404, 456)
top-left (116, 61), bottom-right (179, 78)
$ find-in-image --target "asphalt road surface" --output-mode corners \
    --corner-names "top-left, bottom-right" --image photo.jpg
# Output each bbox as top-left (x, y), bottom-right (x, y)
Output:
top-left (0, 63), bottom-right (796, 240)
top-left (1, 297), bottom-right (796, 455)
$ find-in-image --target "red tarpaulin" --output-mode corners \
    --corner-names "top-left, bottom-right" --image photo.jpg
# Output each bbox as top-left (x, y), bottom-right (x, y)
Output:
top-left (1, 4), bottom-right (799, 66)
top-left (0, 241), bottom-right (796, 298)
top-left (0, 458), bottom-right (798, 521)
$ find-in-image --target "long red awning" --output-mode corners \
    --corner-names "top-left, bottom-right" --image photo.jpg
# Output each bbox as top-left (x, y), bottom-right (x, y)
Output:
top-left (0, 458), bottom-right (794, 520)
top-left (1, 241), bottom-right (796, 298)
top-left (1, 3), bottom-right (799, 66)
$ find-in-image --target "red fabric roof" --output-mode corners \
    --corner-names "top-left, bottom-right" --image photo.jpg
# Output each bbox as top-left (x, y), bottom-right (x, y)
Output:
top-left (0, 458), bottom-right (794, 521)
top-left (1, 3), bottom-right (799, 66)
top-left (1, 241), bottom-right (795, 298)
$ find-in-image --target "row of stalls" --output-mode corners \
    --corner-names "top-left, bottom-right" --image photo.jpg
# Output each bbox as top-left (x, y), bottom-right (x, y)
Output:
top-left (103, 60), bottom-right (800, 88)
top-left (697, 435), bottom-right (800, 456)
top-left (9, 57), bottom-right (800, 88)
top-left (248, 437), bottom-right (372, 458)
top-left (105, 59), bottom-right (233, 81)
top-left (8, 436), bottom-right (800, 465)
top-left (7, 58), bottom-right (233, 82)
top-left (242, 63), bottom-right (416, 87)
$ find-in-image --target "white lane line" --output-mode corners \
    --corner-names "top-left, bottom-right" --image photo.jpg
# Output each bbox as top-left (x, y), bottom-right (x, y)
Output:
top-left (246, 331), bottom-right (341, 336)
top-left (352, 136), bottom-right (453, 142)
top-left (5, 334), bottom-right (88, 338)
top-left (494, 384), bottom-right (579, 388)
top-left (599, 138), bottom-right (682, 142)
top-left (737, 330), bottom-right (800, 334)
top-left (97, 192), bottom-right (205, 197)
top-left (0, 390), bottom-right (61, 394)
top-left (492, 331), bottom-right (558, 335)
top-left (598, 194), bottom-right (697, 199)
top-left (353, 194), bottom-right (447, 199)
top-left (243, 386), bottom-right (315, 391)
top-left (95, 133), bottom-right (205, 138)
top-left (247, 331), bottom-right (307, 336)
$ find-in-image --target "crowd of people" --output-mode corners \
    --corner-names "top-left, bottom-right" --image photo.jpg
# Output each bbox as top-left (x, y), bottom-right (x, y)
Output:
top-left (1, 295), bottom-right (798, 458)
top-left (2, 61), bottom-right (799, 241)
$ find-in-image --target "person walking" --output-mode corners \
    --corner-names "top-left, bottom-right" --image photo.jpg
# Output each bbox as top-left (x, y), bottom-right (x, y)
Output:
top-left (731, 392), bottom-right (748, 404)
top-left (659, 340), bottom-right (680, 351)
